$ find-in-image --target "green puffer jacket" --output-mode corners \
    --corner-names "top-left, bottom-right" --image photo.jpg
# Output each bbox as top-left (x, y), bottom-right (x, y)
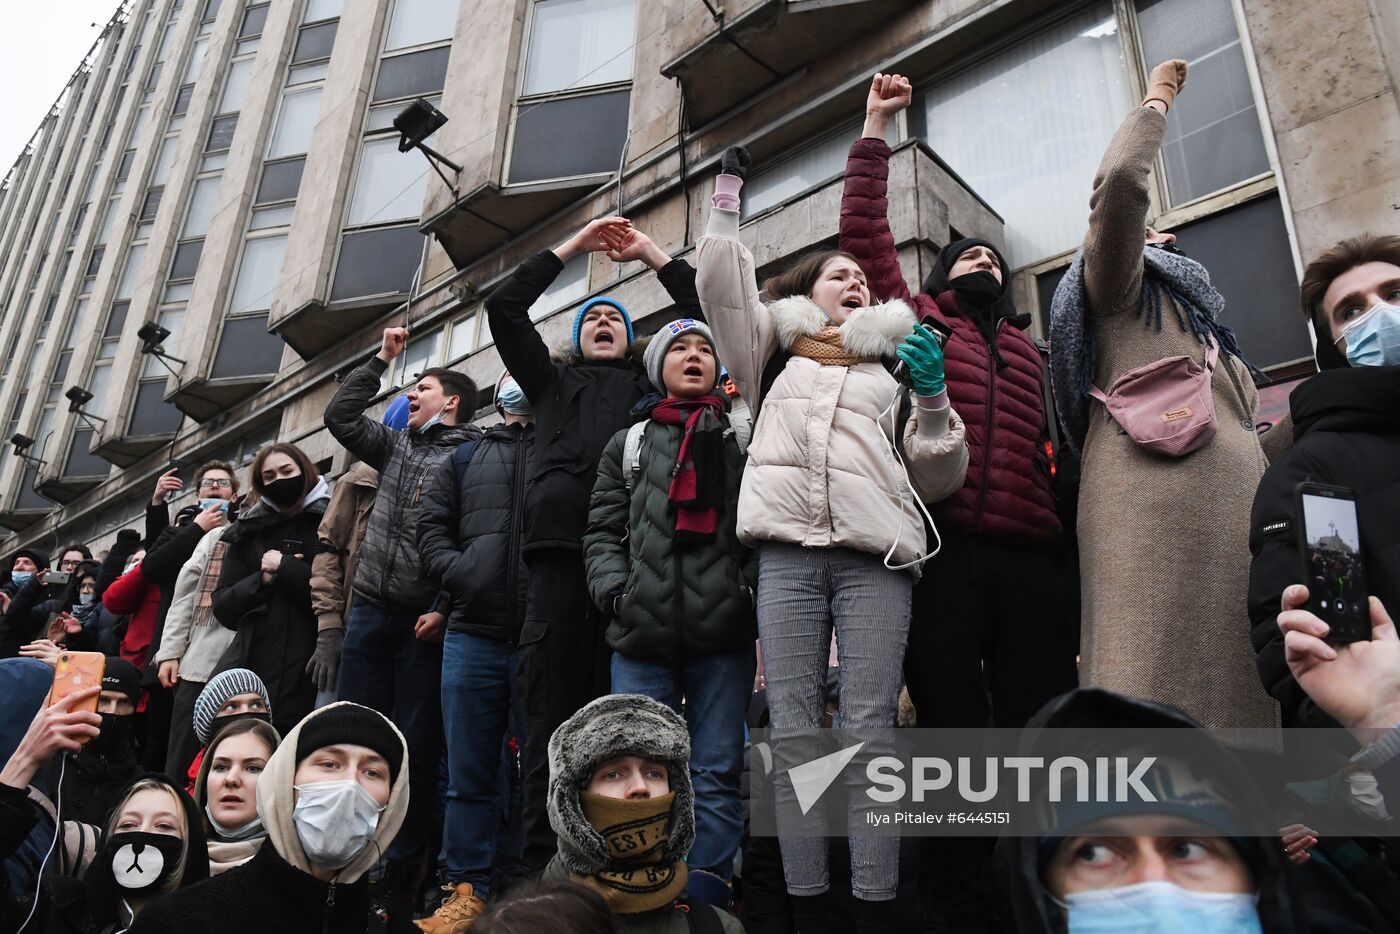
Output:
top-left (584, 413), bottom-right (757, 661)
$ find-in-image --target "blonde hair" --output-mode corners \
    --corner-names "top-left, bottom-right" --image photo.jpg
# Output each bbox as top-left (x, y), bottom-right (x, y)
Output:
top-left (105, 779), bottom-right (189, 895)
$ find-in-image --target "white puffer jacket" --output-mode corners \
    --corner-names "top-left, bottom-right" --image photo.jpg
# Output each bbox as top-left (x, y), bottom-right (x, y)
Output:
top-left (697, 208), bottom-right (968, 576)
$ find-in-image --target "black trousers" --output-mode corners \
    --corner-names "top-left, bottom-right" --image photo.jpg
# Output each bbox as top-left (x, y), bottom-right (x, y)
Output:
top-left (907, 527), bottom-right (1077, 934)
top-left (905, 526), bottom-right (1077, 730)
top-left (164, 677), bottom-right (205, 783)
top-left (516, 548), bottom-right (611, 871)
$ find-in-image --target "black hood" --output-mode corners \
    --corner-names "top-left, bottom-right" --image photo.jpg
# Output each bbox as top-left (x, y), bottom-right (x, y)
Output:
top-left (1290, 364), bottom-right (1400, 442)
top-left (922, 237), bottom-right (1020, 325)
top-left (1002, 688), bottom-right (1301, 934)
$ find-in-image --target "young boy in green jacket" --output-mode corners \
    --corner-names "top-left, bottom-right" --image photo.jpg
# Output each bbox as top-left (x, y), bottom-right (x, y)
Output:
top-left (583, 318), bottom-right (756, 908)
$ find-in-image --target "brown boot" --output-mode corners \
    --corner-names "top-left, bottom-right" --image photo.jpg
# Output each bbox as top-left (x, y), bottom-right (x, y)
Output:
top-left (414, 883), bottom-right (487, 934)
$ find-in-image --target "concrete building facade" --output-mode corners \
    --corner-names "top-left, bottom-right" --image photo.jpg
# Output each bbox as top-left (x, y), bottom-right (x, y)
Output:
top-left (0, 0), bottom-right (1395, 556)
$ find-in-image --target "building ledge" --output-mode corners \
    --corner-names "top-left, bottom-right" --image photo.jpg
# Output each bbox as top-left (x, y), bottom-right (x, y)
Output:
top-left (274, 298), bottom-right (401, 360)
top-left (423, 175), bottom-right (610, 271)
top-left (661, 0), bottom-right (919, 125)
top-left (35, 474), bottom-right (104, 504)
top-left (166, 374), bottom-right (276, 423)
top-left (0, 509), bottom-right (47, 532)
top-left (91, 430), bottom-right (177, 468)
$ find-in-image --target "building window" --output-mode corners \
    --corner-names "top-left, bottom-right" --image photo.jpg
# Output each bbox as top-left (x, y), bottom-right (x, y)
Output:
top-left (229, 235), bottom-right (288, 314)
top-left (509, 0), bottom-right (637, 184)
top-left (911, 3), bottom-right (1134, 267)
top-left (256, 159), bottom-right (305, 204)
top-left (1134, 0), bottom-right (1269, 207)
top-left (170, 240), bottom-right (203, 280)
top-left (206, 114), bottom-right (238, 153)
top-left (330, 227), bottom-right (422, 301)
top-left (392, 328), bottom-right (443, 388)
top-left (372, 47), bottom-right (451, 103)
top-left (115, 245), bottom-right (146, 300)
top-left (63, 428), bottom-right (109, 479)
top-left (267, 87), bottom-right (323, 158)
top-left (128, 380), bottom-right (184, 436)
top-left (292, 21), bottom-right (338, 63)
top-left (447, 311), bottom-right (478, 361)
top-left (529, 253), bottom-right (588, 320)
top-left (212, 235), bottom-right (288, 378)
top-left (240, 3), bottom-right (269, 39)
top-left (98, 302), bottom-right (128, 360)
top-left (347, 137), bottom-right (429, 224)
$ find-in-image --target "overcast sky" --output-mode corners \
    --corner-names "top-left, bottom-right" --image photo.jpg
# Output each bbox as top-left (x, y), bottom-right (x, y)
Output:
top-left (1, 1), bottom-right (121, 176)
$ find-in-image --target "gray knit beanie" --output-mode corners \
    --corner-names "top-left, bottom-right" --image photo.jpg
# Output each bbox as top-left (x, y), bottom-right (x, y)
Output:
top-left (193, 668), bottom-right (270, 744)
top-left (642, 318), bottom-right (716, 394)
top-left (547, 694), bottom-right (695, 875)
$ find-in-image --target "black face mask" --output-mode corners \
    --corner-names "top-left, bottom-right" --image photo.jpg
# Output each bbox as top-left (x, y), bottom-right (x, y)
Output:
top-left (262, 475), bottom-right (304, 509)
top-left (92, 713), bottom-right (133, 756)
top-left (103, 831), bottom-right (182, 892)
top-left (949, 270), bottom-right (1004, 312)
top-left (1148, 240), bottom-right (1185, 256)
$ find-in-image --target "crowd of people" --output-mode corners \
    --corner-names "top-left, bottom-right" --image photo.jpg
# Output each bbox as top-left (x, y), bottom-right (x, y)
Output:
top-left (1, 60), bottom-right (1399, 933)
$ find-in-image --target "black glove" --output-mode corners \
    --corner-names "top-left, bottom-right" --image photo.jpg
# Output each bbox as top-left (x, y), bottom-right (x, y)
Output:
top-left (721, 146), bottom-right (751, 181)
top-left (305, 627), bottom-right (344, 693)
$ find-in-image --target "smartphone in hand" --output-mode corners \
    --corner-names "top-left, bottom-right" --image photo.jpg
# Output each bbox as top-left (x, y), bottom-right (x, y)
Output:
top-left (48, 652), bottom-right (105, 741)
top-left (1295, 482), bottom-right (1371, 643)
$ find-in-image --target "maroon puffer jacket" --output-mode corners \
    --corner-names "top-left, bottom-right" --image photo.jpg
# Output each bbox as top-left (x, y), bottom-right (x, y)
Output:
top-left (839, 138), bottom-right (1061, 547)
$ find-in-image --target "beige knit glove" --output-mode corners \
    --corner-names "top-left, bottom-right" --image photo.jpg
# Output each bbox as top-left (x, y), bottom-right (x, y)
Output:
top-left (1143, 59), bottom-right (1188, 110)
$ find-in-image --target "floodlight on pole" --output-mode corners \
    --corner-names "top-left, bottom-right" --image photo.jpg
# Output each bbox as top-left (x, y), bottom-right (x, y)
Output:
top-left (394, 98), bottom-right (462, 192)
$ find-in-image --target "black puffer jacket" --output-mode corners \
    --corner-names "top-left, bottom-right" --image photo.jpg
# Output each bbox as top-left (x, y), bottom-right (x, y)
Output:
top-left (211, 486), bottom-right (329, 735)
top-left (324, 357), bottom-right (481, 612)
top-left (1003, 688), bottom-right (1303, 934)
top-left (1248, 366), bottom-right (1400, 729)
top-left (418, 422), bottom-right (534, 644)
top-left (583, 402), bottom-right (756, 659)
top-left (485, 250), bottom-right (700, 554)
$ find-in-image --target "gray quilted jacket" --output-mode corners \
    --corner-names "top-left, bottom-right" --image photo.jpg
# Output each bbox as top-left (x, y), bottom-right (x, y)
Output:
top-left (324, 357), bottom-right (481, 613)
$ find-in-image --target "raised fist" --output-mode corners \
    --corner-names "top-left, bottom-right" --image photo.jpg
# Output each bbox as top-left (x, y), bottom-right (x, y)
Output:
top-left (1144, 59), bottom-right (1188, 109)
top-left (720, 146), bottom-right (751, 181)
top-left (866, 73), bottom-right (912, 118)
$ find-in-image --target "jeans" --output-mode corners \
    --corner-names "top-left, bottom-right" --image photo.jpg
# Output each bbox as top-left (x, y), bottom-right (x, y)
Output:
top-left (440, 630), bottom-right (517, 894)
top-left (611, 649), bottom-right (755, 888)
top-left (340, 599), bottom-right (444, 864)
top-left (757, 543), bottom-right (911, 902)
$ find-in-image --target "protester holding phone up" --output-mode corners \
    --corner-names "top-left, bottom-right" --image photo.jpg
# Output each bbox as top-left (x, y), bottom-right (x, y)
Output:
top-left (1248, 234), bottom-right (1400, 729)
top-left (210, 444), bottom-right (330, 735)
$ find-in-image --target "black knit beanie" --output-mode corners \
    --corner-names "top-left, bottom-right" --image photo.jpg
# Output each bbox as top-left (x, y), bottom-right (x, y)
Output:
top-left (295, 703), bottom-right (403, 783)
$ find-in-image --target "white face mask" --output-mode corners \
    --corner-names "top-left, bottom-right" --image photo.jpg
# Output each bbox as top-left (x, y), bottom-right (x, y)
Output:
top-left (1061, 880), bottom-right (1262, 934)
top-left (291, 780), bottom-right (384, 870)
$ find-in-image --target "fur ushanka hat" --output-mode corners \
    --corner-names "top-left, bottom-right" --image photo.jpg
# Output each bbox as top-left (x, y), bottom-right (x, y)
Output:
top-left (546, 694), bottom-right (695, 875)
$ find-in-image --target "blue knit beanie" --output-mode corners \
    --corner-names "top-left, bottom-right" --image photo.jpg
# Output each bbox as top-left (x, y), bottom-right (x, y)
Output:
top-left (383, 395), bottom-right (411, 431)
top-left (571, 297), bottom-right (634, 353)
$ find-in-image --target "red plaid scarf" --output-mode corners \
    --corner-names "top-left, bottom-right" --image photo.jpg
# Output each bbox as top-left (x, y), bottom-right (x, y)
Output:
top-left (194, 540), bottom-right (228, 627)
top-left (648, 396), bottom-right (726, 540)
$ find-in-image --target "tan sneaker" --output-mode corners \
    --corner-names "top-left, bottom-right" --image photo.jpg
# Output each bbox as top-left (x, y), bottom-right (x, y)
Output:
top-left (414, 882), bottom-right (487, 934)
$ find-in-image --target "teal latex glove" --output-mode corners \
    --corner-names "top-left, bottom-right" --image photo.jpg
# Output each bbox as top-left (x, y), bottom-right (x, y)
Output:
top-left (896, 326), bottom-right (946, 396)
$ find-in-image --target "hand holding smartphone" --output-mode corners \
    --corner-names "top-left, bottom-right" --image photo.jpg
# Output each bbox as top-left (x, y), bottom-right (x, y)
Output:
top-left (1296, 483), bottom-right (1371, 643)
top-left (48, 652), bottom-right (106, 741)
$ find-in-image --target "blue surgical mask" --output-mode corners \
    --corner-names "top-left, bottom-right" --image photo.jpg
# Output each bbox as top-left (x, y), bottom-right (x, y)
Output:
top-left (1062, 881), bottom-right (1262, 934)
top-left (199, 498), bottom-right (230, 513)
top-left (497, 378), bottom-right (531, 416)
top-left (1337, 302), bottom-right (1400, 368)
top-left (11, 571), bottom-right (31, 585)
top-left (413, 400), bottom-right (451, 434)
top-left (78, 593), bottom-right (97, 606)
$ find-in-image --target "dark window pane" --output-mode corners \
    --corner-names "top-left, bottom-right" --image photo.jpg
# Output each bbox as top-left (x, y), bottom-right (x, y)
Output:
top-left (211, 314), bottom-right (283, 378)
top-left (117, 149), bottom-right (136, 180)
top-left (129, 380), bottom-right (184, 436)
top-left (140, 187), bottom-right (163, 221)
top-left (372, 47), bottom-right (451, 103)
top-left (1170, 194), bottom-right (1308, 369)
top-left (202, 0), bottom-right (221, 24)
top-left (16, 465), bottom-right (53, 510)
top-left (293, 22), bottom-right (337, 64)
top-left (105, 301), bottom-right (129, 338)
top-left (1035, 268), bottom-right (1067, 340)
top-left (508, 90), bottom-right (630, 183)
top-left (256, 158), bottom-right (305, 204)
top-left (63, 428), bottom-right (109, 478)
top-left (330, 226), bottom-right (421, 301)
top-left (170, 239), bottom-right (203, 280)
top-left (51, 350), bottom-right (72, 387)
top-left (206, 114), bottom-right (238, 152)
top-left (240, 3), bottom-right (269, 37)
top-left (85, 247), bottom-right (105, 277)
top-left (145, 61), bottom-right (163, 91)
top-left (173, 83), bottom-right (195, 116)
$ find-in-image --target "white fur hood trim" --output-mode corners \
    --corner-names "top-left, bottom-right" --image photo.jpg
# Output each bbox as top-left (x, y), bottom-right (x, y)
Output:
top-left (766, 295), bottom-right (916, 358)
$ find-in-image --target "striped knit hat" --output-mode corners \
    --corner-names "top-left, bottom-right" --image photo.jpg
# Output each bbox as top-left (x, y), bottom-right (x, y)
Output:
top-left (194, 668), bottom-right (270, 745)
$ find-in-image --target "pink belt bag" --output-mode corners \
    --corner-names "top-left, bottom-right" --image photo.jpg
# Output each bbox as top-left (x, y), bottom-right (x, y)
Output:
top-left (1088, 341), bottom-right (1219, 457)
